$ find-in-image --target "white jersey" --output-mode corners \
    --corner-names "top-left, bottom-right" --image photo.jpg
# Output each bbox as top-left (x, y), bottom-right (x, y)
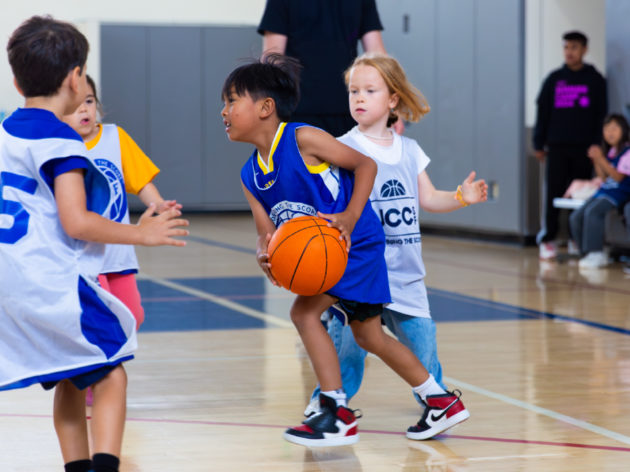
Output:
top-left (339, 127), bottom-right (431, 318)
top-left (88, 124), bottom-right (139, 274)
top-left (0, 108), bottom-right (136, 390)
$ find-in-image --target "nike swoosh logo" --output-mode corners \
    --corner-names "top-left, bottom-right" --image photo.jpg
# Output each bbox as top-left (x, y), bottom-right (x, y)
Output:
top-left (429, 399), bottom-right (459, 422)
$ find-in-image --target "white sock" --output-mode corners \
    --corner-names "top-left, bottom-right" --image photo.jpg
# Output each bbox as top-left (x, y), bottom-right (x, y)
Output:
top-left (321, 389), bottom-right (347, 407)
top-left (412, 375), bottom-right (446, 401)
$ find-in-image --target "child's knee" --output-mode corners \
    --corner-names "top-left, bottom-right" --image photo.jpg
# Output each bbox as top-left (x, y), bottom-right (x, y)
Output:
top-left (352, 329), bottom-right (385, 354)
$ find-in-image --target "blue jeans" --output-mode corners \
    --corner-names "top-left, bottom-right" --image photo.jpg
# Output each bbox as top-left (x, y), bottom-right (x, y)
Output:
top-left (311, 307), bottom-right (446, 405)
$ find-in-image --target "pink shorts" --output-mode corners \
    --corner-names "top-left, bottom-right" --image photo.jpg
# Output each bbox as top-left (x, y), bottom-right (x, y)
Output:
top-left (98, 272), bottom-right (145, 329)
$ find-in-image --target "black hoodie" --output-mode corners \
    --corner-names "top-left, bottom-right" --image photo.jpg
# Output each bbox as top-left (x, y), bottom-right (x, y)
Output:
top-left (533, 63), bottom-right (607, 150)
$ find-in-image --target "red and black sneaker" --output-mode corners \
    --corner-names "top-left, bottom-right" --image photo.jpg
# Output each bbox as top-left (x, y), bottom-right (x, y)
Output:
top-left (284, 394), bottom-right (361, 447)
top-left (406, 390), bottom-right (470, 440)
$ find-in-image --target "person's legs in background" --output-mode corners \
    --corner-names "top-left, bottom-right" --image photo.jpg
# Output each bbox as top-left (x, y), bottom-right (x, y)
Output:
top-left (575, 197), bottom-right (616, 268)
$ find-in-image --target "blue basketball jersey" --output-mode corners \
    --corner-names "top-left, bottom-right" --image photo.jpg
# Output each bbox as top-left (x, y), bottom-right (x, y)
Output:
top-left (0, 108), bottom-right (136, 391)
top-left (241, 122), bottom-right (390, 304)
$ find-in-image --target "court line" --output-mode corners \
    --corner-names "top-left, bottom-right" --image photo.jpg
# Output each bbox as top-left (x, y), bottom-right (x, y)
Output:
top-left (3, 412), bottom-right (629, 453)
top-left (188, 233), bottom-right (630, 297)
top-left (444, 376), bottom-right (630, 446)
top-left (138, 274), bottom-right (294, 328)
top-left (428, 288), bottom-right (630, 336)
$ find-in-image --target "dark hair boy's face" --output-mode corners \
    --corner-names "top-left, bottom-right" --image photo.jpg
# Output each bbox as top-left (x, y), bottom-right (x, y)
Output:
top-left (563, 40), bottom-right (587, 68)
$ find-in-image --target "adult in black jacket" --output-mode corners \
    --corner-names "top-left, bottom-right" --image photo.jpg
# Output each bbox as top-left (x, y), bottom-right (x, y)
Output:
top-left (533, 31), bottom-right (607, 260)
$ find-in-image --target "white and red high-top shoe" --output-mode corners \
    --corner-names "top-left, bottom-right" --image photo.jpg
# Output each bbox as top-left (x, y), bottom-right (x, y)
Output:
top-left (406, 390), bottom-right (470, 440)
top-left (284, 394), bottom-right (361, 447)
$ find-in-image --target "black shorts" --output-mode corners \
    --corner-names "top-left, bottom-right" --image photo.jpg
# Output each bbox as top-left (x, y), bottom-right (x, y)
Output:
top-left (330, 298), bottom-right (383, 324)
top-left (41, 364), bottom-right (118, 391)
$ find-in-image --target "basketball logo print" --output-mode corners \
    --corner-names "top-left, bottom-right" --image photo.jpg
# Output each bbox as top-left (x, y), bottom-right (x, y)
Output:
top-left (380, 179), bottom-right (406, 198)
top-left (95, 158), bottom-right (127, 222)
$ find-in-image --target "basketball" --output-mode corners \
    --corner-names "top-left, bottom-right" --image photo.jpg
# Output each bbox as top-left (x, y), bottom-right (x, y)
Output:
top-left (268, 215), bottom-right (348, 296)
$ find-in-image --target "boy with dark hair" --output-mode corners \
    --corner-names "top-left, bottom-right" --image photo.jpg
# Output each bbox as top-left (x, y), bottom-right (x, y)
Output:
top-left (0, 16), bottom-right (188, 472)
top-left (221, 54), bottom-right (468, 447)
top-left (533, 30), bottom-right (607, 260)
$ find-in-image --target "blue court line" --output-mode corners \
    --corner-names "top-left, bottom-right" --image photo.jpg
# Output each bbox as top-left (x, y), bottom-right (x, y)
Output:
top-left (427, 287), bottom-right (630, 336)
top-left (136, 273), bottom-right (630, 336)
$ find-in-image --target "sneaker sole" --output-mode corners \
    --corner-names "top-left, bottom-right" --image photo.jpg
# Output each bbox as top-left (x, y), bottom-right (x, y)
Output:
top-left (283, 432), bottom-right (359, 447)
top-left (406, 409), bottom-right (470, 441)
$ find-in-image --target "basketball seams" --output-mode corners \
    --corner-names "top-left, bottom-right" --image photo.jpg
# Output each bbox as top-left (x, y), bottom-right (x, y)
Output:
top-left (289, 234), bottom-right (320, 293)
top-left (269, 223), bottom-right (337, 259)
top-left (267, 215), bottom-right (347, 295)
top-left (313, 222), bottom-right (328, 295)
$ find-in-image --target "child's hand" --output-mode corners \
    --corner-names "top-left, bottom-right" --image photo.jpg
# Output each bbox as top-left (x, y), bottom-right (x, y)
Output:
top-left (460, 171), bottom-right (488, 205)
top-left (587, 144), bottom-right (605, 161)
top-left (154, 199), bottom-right (183, 214)
top-left (137, 203), bottom-right (189, 246)
top-left (256, 232), bottom-right (280, 286)
top-left (317, 211), bottom-right (355, 251)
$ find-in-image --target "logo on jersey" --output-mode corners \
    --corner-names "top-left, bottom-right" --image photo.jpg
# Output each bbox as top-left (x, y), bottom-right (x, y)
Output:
top-left (377, 179), bottom-right (417, 228)
top-left (269, 200), bottom-right (317, 226)
top-left (95, 158), bottom-right (127, 222)
top-left (380, 179), bottom-right (406, 197)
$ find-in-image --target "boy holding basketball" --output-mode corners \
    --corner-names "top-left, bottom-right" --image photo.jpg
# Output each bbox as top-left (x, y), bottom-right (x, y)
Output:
top-left (221, 54), bottom-right (468, 446)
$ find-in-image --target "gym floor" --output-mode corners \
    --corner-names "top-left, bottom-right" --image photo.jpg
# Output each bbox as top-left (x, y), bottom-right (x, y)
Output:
top-left (2, 212), bottom-right (630, 471)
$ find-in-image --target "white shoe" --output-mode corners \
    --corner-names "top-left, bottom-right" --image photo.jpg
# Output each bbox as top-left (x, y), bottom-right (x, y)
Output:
top-left (578, 251), bottom-right (610, 269)
top-left (539, 242), bottom-right (557, 260)
top-left (304, 397), bottom-right (321, 417)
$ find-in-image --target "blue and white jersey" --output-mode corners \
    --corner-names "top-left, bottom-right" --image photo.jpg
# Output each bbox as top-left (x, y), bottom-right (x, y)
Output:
top-left (339, 127), bottom-right (431, 318)
top-left (0, 108), bottom-right (137, 391)
top-left (88, 124), bottom-right (139, 274)
top-left (241, 122), bottom-right (390, 304)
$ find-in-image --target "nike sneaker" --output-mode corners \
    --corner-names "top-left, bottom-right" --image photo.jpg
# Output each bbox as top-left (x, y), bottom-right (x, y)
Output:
top-left (406, 390), bottom-right (469, 440)
top-left (284, 393), bottom-right (361, 447)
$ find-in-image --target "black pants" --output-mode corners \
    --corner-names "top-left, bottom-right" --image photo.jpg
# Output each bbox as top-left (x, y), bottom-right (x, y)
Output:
top-left (538, 145), bottom-right (594, 243)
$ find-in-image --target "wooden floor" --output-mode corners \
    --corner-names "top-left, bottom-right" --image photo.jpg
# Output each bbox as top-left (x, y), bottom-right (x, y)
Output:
top-left (2, 213), bottom-right (630, 471)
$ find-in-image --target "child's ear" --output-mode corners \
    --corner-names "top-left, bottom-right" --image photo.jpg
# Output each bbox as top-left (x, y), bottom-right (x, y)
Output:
top-left (12, 77), bottom-right (24, 97)
top-left (68, 66), bottom-right (83, 94)
top-left (259, 97), bottom-right (276, 119)
top-left (389, 93), bottom-right (400, 109)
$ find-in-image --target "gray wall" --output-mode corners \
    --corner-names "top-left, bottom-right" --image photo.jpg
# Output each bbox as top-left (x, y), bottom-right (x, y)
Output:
top-left (101, 24), bottom-right (259, 211)
top-left (606, 0), bottom-right (630, 120)
top-left (102, 3), bottom-right (530, 236)
top-left (378, 0), bottom-right (527, 235)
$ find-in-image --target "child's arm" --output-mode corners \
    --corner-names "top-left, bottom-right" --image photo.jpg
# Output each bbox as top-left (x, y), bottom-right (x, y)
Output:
top-left (588, 145), bottom-right (608, 180)
top-left (242, 184), bottom-right (279, 285)
top-left (296, 127), bottom-right (377, 250)
top-left (55, 170), bottom-right (188, 246)
top-left (418, 171), bottom-right (488, 213)
top-left (137, 182), bottom-right (182, 214)
top-left (588, 145), bottom-right (626, 182)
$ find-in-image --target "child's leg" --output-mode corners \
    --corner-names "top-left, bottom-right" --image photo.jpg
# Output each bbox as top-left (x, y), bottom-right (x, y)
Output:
top-left (350, 315), bottom-right (429, 387)
top-left (309, 314), bottom-right (369, 407)
top-left (581, 197), bottom-right (616, 253)
top-left (54, 380), bottom-right (90, 463)
top-left (290, 294), bottom-right (341, 391)
top-left (90, 365), bottom-right (127, 457)
top-left (285, 296), bottom-right (362, 447)
top-left (568, 202), bottom-right (588, 253)
top-left (382, 309), bottom-right (446, 390)
top-left (102, 273), bottom-right (145, 328)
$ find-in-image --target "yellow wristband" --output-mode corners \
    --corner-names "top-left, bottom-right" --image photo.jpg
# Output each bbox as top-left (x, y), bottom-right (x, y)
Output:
top-left (455, 185), bottom-right (469, 207)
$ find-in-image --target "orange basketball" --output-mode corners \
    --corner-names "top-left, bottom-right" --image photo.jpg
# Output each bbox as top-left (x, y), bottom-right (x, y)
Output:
top-left (268, 215), bottom-right (348, 296)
